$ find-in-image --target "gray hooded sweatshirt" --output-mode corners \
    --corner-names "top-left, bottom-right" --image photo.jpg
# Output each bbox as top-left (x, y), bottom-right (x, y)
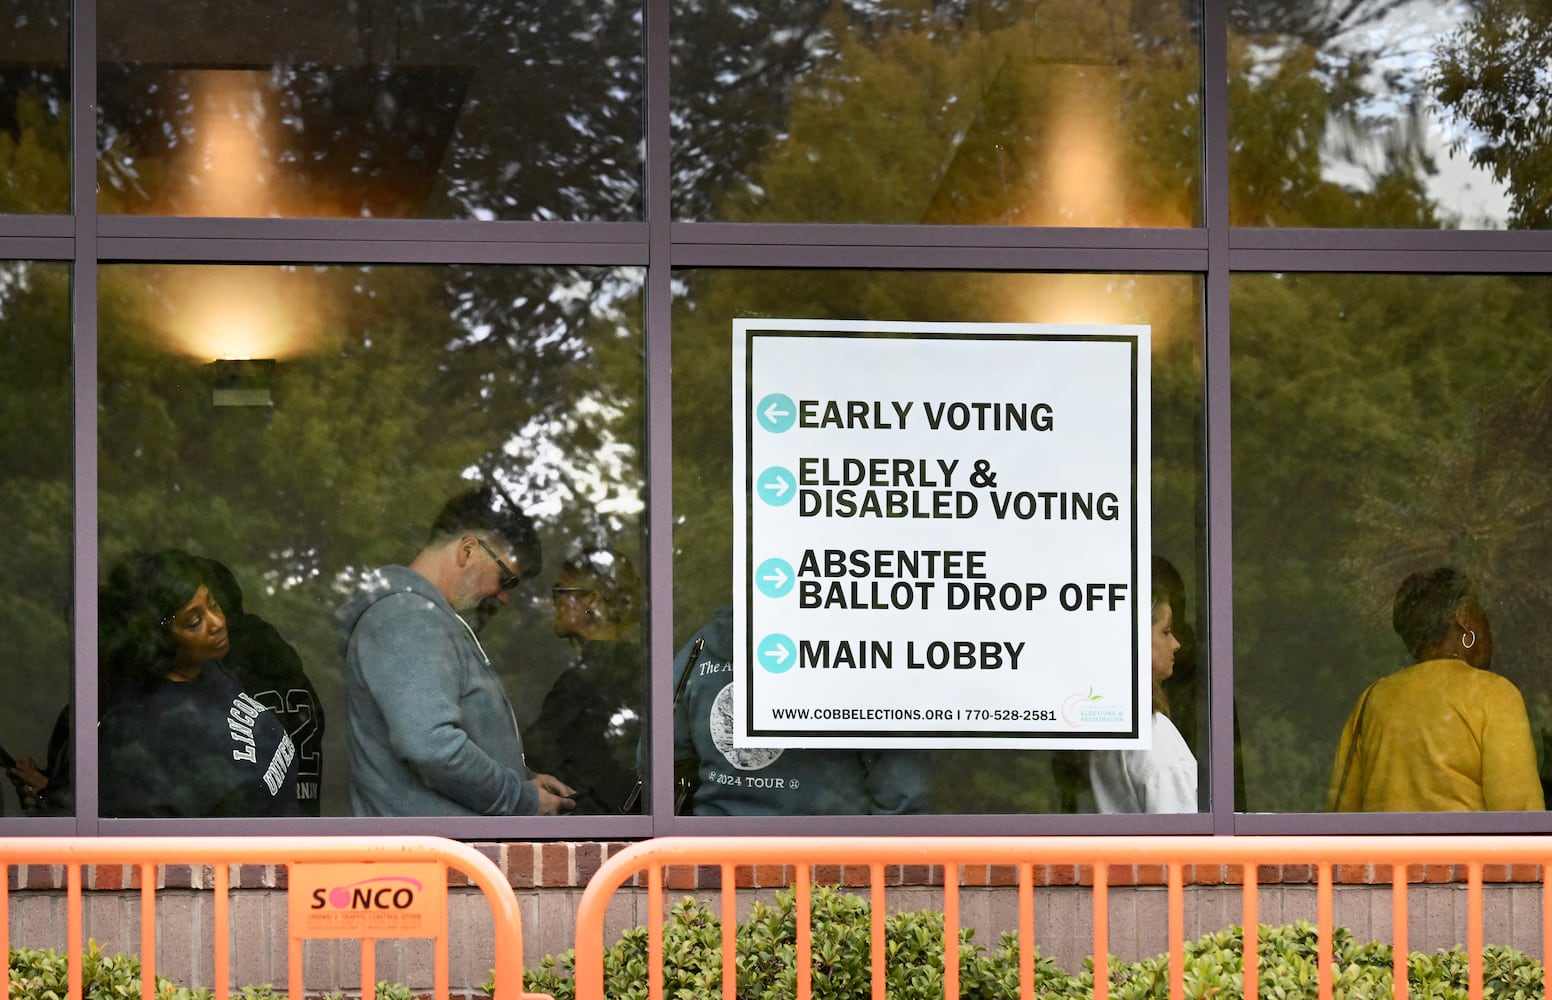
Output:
top-left (336, 565), bottom-right (538, 816)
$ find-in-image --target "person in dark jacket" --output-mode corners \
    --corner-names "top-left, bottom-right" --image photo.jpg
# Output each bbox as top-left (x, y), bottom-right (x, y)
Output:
top-left (673, 604), bottom-right (929, 815)
top-left (97, 549), bottom-right (299, 818)
top-left (525, 547), bottom-right (645, 814)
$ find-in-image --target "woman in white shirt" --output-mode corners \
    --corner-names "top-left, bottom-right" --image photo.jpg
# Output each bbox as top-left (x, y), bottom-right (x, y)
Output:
top-left (1089, 566), bottom-right (1198, 813)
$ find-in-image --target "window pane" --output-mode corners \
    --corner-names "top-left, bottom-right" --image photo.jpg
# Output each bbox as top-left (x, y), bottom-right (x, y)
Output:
top-left (672, 269), bottom-right (1206, 815)
top-left (1232, 273), bottom-right (1552, 812)
top-left (97, 2), bottom-right (643, 220)
top-left (1228, 1), bottom-right (1550, 230)
top-left (0, 0), bottom-right (70, 214)
top-left (0, 261), bottom-right (72, 817)
top-left (672, 1), bottom-right (1203, 226)
top-left (98, 263), bottom-right (645, 817)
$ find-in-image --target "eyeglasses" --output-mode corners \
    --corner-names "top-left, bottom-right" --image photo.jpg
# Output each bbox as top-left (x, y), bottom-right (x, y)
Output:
top-left (475, 538), bottom-right (523, 591)
top-left (551, 586), bottom-right (596, 601)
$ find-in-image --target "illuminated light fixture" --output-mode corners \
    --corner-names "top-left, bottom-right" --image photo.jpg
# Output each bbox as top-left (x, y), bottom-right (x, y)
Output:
top-left (209, 358), bottom-right (276, 407)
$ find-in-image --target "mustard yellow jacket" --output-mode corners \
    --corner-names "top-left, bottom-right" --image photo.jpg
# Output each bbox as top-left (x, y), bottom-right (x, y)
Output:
top-left (1327, 658), bottom-right (1543, 812)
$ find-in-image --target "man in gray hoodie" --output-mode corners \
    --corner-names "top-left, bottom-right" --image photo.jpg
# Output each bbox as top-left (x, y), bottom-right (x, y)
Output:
top-left (337, 487), bottom-right (576, 816)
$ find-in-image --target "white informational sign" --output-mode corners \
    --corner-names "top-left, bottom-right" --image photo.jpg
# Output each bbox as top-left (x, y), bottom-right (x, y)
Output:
top-left (732, 319), bottom-right (1150, 750)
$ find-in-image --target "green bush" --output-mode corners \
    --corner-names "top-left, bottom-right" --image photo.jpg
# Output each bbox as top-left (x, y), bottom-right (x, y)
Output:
top-left (514, 884), bottom-right (1546, 1000)
top-left (5, 942), bottom-right (418, 1000)
top-left (6, 941), bottom-right (208, 1000)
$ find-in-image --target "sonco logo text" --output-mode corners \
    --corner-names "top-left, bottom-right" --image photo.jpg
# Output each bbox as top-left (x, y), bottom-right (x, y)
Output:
top-left (309, 876), bottom-right (424, 911)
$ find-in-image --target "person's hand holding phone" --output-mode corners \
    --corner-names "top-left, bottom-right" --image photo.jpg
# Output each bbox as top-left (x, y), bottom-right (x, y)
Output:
top-left (3, 746), bottom-right (50, 811)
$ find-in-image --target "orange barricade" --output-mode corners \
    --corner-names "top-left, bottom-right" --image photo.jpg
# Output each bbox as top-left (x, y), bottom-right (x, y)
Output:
top-left (1, 836), bottom-right (542, 1000)
top-left (574, 835), bottom-right (1552, 1000)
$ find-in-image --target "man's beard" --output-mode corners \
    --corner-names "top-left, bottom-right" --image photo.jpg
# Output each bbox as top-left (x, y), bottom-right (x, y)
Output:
top-left (463, 594), bottom-right (505, 634)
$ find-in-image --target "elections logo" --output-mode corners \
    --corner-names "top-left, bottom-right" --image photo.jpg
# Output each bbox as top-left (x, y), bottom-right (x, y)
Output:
top-left (1061, 687), bottom-right (1125, 728)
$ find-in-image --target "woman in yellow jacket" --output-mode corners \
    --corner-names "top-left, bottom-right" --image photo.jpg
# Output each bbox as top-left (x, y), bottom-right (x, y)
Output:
top-left (1328, 567), bottom-right (1543, 812)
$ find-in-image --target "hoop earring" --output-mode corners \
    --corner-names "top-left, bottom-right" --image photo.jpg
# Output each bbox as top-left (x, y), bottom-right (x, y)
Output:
top-left (1462, 630), bottom-right (1476, 650)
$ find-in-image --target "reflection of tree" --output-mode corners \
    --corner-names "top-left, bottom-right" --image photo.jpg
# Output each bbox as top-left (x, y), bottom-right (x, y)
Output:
top-left (1346, 362), bottom-right (1552, 718)
top-left (0, 86), bottom-right (69, 214)
top-left (1227, 3), bottom-right (1443, 227)
top-left (1227, 0), bottom-right (1414, 48)
top-left (0, 263), bottom-right (73, 778)
top-left (673, 268), bottom-right (1202, 814)
top-left (1432, 0), bottom-right (1552, 228)
top-left (96, 0), bottom-right (643, 220)
top-left (1, 0), bottom-right (74, 763)
top-left (671, 2), bottom-right (1207, 815)
top-left (676, 0), bottom-right (1200, 225)
top-left (1224, 3), bottom-right (1552, 811)
top-left (99, 264), bottom-right (644, 574)
top-left (1230, 274), bottom-right (1552, 811)
top-left (0, 0), bottom-right (69, 208)
top-left (96, 263), bottom-right (645, 814)
top-left (672, 0), bottom-right (915, 221)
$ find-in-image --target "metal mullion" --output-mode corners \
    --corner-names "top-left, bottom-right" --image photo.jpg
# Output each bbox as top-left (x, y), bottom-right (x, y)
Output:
top-left (670, 220), bottom-right (1210, 252)
top-left (1231, 226), bottom-right (1552, 255)
top-left (1201, 0), bottom-right (1236, 835)
top-left (0, 217), bottom-right (75, 239)
top-left (91, 814), bottom-right (653, 837)
top-left (1234, 811), bottom-right (1552, 835)
top-left (72, 0), bottom-right (101, 836)
top-left (0, 237), bottom-right (74, 258)
top-left (653, 811), bottom-right (1212, 837)
top-left (96, 237), bottom-right (649, 267)
top-left (96, 216), bottom-right (648, 244)
top-left (643, 0), bottom-right (679, 834)
top-left (668, 241), bottom-right (1208, 272)
top-left (1230, 247), bottom-right (1552, 275)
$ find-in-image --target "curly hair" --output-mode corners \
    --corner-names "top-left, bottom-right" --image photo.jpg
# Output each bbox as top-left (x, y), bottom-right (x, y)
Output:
top-left (99, 549), bottom-right (209, 705)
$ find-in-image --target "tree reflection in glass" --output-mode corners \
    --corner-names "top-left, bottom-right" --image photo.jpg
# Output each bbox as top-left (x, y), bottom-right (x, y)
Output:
top-left (96, 0), bottom-right (643, 220)
top-left (98, 263), bottom-right (646, 815)
top-left (1229, 0), bottom-right (1552, 230)
top-left (671, 0), bottom-right (1203, 226)
top-left (1, 0), bottom-right (70, 214)
top-left (0, 262), bottom-right (73, 816)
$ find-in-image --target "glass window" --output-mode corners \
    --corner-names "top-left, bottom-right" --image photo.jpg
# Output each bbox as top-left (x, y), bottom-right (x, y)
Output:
top-left (97, 1), bottom-right (644, 220)
top-left (0, 0), bottom-right (70, 214)
top-left (671, 268), bottom-right (1206, 815)
top-left (97, 263), bottom-right (645, 817)
top-left (1232, 273), bottom-right (1552, 813)
top-left (1228, 1), bottom-right (1551, 229)
top-left (672, 0), bottom-right (1203, 226)
top-left (0, 261), bottom-right (72, 817)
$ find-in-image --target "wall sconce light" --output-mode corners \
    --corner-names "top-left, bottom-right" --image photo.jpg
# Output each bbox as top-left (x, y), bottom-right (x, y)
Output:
top-left (209, 358), bottom-right (276, 407)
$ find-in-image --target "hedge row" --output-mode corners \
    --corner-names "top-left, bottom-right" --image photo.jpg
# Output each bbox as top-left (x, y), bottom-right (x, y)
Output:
top-left (519, 885), bottom-right (1544, 1000)
top-left (5, 941), bottom-right (416, 1000)
top-left (10, 884), bottom-right (1545, 1000)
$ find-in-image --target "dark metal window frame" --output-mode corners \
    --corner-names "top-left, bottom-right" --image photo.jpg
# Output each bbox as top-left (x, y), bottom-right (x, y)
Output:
top-left (2, 0), bottom-right (1551, 838)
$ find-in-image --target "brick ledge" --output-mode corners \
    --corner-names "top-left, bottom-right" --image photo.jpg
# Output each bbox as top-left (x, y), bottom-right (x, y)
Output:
top-left (7, 844), bottom-right (1541, 892)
